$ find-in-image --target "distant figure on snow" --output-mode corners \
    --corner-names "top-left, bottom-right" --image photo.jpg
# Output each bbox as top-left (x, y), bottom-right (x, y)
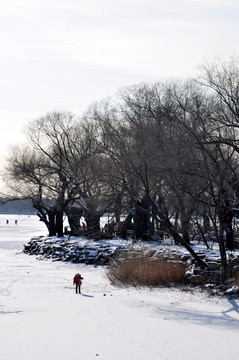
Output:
top-left (6, 220), bottom-right (9, 224)
top-left (15, 220), bottom-right (18, 225)
top-left (73, 273), bottom-right (84, 294)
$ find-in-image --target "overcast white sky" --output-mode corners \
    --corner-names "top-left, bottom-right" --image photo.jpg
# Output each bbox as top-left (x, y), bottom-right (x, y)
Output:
top-left (0, 0), bottom-right (239, 188)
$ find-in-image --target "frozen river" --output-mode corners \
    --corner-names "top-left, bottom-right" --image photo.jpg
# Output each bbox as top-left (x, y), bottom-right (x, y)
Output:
top-left (0, 214), bottom-right (239, 360)
top-left (0, 214), bottom-right (47, 250)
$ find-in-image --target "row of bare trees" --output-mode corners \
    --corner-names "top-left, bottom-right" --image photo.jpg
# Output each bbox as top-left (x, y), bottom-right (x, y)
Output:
top-left (2, 58), bottom-right (239, 274)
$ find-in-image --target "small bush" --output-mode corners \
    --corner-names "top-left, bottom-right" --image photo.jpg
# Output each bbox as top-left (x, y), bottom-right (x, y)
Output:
top-left (107, 254), bottom-right (187, 287)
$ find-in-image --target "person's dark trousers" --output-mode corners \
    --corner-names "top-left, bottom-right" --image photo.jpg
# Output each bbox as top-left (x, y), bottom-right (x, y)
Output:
top-left (76, 283), bottom-right (81, 294)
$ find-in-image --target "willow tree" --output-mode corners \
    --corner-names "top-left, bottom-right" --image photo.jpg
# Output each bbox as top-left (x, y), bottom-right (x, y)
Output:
top-left (89, 83), bottom-right (210, 267)
top-left (4, 110), bottom-right (116, 239)
top-left (4, 111), bottom-right (77, 236)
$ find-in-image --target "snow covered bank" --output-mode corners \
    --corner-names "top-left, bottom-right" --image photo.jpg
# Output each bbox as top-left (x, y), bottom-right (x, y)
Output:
top-left (23, 235), bottom-right (239, 297)
top-left (24, 235), bottom-right (129, 265)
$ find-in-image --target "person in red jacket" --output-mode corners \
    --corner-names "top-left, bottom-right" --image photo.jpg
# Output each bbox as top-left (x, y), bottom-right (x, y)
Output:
top-left (73, 273), bottom-right (84, 294)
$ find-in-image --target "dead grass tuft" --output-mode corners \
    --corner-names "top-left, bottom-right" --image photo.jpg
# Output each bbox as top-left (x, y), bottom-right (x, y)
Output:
top-left (107, 254), bottom-right (187, 287)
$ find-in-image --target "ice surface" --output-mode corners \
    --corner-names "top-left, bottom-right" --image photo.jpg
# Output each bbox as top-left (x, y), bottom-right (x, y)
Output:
top-left (0, 215), bottom-right (239, 360)
top-left (0, 214), bottom-right (47, 248)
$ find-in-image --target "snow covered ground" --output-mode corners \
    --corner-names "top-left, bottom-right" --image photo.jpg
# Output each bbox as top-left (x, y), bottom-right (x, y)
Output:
top-left (0, 215), bottom-right (239, 360)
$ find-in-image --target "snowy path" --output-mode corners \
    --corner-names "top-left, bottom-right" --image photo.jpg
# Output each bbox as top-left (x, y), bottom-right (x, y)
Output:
top-left (0, 245), bottom-right (239, 359)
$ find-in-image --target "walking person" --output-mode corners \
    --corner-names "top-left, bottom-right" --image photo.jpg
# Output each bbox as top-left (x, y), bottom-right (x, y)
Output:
top-left (73, 273), bottom-right (84, 294)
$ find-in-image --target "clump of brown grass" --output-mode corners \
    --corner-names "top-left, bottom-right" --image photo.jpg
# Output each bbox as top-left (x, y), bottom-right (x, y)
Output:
top-left (107, 254), bottom-right (187, 287)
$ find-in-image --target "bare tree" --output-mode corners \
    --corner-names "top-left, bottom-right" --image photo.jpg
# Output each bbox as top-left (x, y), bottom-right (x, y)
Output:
top-left (4, 110), bottom-right (119, 239)
top-left (89, 83), bottom-right (209, 267)
top-left (4, 111), bottom-right (77, 236)
top-left (167, 75), bottom-right (239, 278)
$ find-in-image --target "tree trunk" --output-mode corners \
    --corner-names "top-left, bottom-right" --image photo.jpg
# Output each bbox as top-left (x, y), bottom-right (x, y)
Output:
top-left (150, 196), bottom-right (208, 268)
top-left (219, 204), bottom-right (234, 251)
top-left (115, 194), bottom-right (122, 223)
top-left (224, 211), bottom-right (234, 251)
top-left (34, 205), bottom-right (57, 236)
top-left (66, 207), bottom-right (84, 235)
top-left (84, 212), bottom-right (102, 240)
top-left (181, 219), bottom-right (191, 244)
top-left (174, 211), bottom-right (179, 232)
top-left (218, 219), bottom-right (230, 282)
top-left (203, 213), bottom-right (211, 233)
top-left (180, 209), bottom-right (191, 244)
top-left (56, 210), bottom-right (64, 237)
top-left (134, 198), bottom-right (151, 240)
top-left (47, 209), bottom-right (57, 236)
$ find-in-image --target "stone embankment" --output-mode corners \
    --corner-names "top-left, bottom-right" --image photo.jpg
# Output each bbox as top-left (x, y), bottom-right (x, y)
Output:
top-left (23, 236), bottom-right (124, 265)
top-left (24, 236), bottom-right (239, 297)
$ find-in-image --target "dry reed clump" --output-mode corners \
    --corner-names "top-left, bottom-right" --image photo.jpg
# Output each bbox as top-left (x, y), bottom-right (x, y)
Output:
top-left (107, 254), bottom-right (187, 288)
